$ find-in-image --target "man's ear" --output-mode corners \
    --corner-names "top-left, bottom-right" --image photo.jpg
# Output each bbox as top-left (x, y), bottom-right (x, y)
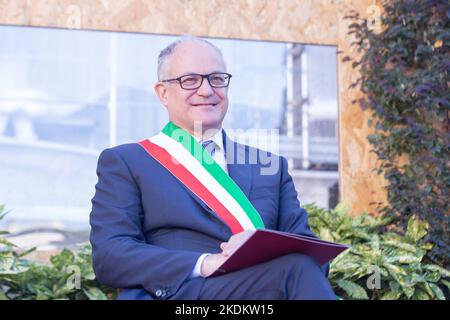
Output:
top-left (154, 82), bottom-right (169, 107)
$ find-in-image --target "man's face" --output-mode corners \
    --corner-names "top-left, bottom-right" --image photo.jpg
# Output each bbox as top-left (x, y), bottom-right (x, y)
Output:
top-left (155, 41), bottom-right (229, 135)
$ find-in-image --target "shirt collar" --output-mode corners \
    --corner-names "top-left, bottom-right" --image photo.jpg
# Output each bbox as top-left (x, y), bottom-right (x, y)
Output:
top-left (193, 129), bottom-right (224, 152)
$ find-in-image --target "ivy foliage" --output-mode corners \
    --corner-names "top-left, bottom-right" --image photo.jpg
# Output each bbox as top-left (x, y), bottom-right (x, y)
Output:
top-left (343, 0), bottom-right (449, 268)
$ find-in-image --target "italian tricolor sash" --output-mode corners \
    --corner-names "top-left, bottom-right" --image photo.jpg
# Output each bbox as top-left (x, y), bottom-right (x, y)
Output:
top-left (138, 121), bottom-right (265, 234)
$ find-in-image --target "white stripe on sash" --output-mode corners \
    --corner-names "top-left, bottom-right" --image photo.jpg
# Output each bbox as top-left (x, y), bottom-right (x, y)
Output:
top-left (149, 133), bottom-right (256, 231)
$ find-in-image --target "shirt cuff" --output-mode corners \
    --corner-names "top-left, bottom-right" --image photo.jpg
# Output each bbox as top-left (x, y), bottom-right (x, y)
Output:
top-left (189, 253), bottom-right (210, 279)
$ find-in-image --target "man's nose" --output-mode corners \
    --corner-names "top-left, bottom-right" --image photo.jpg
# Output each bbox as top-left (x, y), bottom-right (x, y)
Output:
top-left (196, 77), bottom-right (214, 96)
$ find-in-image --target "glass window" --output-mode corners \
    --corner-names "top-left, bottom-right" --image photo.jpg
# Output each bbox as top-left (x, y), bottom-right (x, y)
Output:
top-left (0, 26), bottom-right (339, 232)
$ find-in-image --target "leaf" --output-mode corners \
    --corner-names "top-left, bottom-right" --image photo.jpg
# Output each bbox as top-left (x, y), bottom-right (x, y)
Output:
top-left (404, 273), bottom-right (425, 286)
top-left (428, 283), bottom-right (445, 300)
top-left (383, 263), bottom-right (407, 279)
top-left (17, 247), bottom-right (37, 258)
top-left (82, 269), bottom-right (96, 281)
top-left (0, 290), bottom-right (8, 300)
top-left (333, 203), bottom-right (349, 216)
top-left (380, 288), bottom-right (403, 300)
top-left (0, 238), bottom-right (17, 248)
top-left (401, 285), bottom-right (415, 299)
top-left (413, 289), bottom-right (431, 300)
top-left (318, 228), bottom-right (335, 242)
top-left (83, 287), bottom-right (108, 300)
top-left (0, 206), bottom-right (7, 222)
top-left (423, 271), bottom-right (440, 283)
top-left (384, 255), bottom-right (422, 264)
top-left (420, 243), bottom-right (433, 251)
top-left (382, 263), bottom-right (416, 297)
top-left (0, 254), bottom-right (15, 272)
top-left (405, 217), bottom-right (428, 242)
top-left (440, 280), bottom-right (450, 291)
top-left (0, 208), bottom-right (11, 221)
top-left (332, 262), bottom-right (361, 272)
top-left (50, 249), bottom-right (75, 269)
top-left (370, 234), bottom-right (380, 251)
top-left (335, 279), bottom-right (369, 300)
top-left (423, 265), bottom-right (450, 278)
top-left (383, 240), bottom-right (416, 252)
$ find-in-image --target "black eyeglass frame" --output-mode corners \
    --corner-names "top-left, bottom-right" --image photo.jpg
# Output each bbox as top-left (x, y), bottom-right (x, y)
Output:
top-left (160, 72), bottom-right (233, 90)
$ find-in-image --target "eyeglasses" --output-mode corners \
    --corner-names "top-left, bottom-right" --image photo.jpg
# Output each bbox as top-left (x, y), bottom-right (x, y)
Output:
top-left (161, 72), bottom-right (232, 90)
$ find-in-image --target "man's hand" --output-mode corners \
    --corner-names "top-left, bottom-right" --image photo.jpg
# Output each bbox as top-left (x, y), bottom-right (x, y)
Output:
top-left (220, 230), bottom-right (255, 256)
top-left (200, 253), bottom-right (228, 277)
top-left (201, 230), bottom-right (255, 277)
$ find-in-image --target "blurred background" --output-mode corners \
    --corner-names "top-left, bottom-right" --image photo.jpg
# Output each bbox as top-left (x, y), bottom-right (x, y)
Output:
top-left (0, 25), bottom-right (339, 249)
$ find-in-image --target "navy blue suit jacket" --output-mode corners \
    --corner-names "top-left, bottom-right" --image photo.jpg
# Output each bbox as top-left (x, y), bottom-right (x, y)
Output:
top-left (89, 131), bottom-right (326, 300)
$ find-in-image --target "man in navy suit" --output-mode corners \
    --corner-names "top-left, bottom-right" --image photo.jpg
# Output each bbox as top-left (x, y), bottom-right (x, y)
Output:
top-left (89, 36), bottom-right (336, 300)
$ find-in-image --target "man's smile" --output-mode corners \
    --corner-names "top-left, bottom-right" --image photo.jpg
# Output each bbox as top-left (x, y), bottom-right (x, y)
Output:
top-left (191, 103), bottom-right (218, 107)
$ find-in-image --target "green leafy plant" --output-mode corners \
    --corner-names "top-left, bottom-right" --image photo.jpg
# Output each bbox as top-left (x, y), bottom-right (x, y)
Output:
top-left (343, 0), bottom-right (449, 268)
top-left (2, 203), bottom-right (448, 300)
top-left (0, 205), bottom-right (115, 300)
top-left (306, 203), bottom-right (450, 300)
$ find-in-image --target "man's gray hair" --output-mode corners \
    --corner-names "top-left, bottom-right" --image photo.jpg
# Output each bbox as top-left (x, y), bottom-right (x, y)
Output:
top-left (157, 35), bottom-right (225, 80)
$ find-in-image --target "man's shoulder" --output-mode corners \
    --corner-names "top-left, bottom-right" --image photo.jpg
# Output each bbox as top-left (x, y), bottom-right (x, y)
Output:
top-left (97, 143), bottom-right (146, 165)
top-left (100, 142), bottom-right (142, 156)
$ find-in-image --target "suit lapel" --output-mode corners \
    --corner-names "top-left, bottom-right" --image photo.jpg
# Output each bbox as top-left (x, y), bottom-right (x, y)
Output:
top-left (223, 130), bottom-right (252, 199)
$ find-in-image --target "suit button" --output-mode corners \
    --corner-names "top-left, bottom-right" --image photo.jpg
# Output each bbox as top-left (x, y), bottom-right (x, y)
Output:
top-left (155, 289), bottom-right (163, 297)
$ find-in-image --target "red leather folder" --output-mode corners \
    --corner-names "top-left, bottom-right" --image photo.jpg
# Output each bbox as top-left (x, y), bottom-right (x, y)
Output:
top-left (210, 229), bottom-right (349, 277)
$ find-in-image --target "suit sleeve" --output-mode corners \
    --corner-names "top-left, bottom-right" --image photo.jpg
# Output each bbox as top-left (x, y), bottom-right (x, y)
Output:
top-left (89, 147), bottom-right (202, 298)
top-left (276, 156), bottom-right (330, 275)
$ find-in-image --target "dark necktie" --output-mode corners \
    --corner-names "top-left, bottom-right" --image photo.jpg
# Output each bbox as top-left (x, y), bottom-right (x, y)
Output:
top-left (201, 140), bottom-right (216, 157)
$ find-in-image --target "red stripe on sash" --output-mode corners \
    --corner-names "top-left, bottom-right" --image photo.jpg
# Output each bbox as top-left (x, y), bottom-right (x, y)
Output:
top-left (139, 139), bottom-right (244, 234)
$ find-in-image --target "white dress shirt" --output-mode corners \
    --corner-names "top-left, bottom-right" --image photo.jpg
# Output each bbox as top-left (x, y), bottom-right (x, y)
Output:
top-left (189, 129), bottom-right (228, 278)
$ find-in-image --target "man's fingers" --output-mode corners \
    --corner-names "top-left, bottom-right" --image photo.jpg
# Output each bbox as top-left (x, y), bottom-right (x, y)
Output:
top-left (222, 230), bottom-right (256, 256)
top-left (221, 242), bottom-right (231, 256)
top-left (201, 253), bottom-right (228, 277)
